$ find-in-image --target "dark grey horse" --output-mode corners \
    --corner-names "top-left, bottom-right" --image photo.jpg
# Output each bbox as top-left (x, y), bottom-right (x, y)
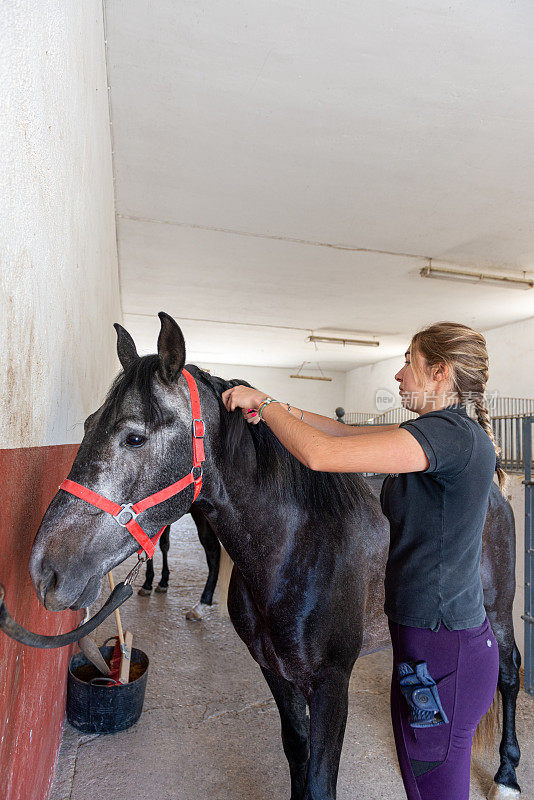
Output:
top-left (29, 313), bottom-right (521, 799)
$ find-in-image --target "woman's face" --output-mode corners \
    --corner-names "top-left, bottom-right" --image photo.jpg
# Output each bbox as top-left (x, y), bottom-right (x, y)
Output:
top-left (395, 346), bottom-right (452, 414)
top-left (394, 347), bottom-right (427, 413)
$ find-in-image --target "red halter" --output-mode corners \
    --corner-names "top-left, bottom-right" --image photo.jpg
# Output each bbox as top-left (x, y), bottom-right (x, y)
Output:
top-left (58, 368), bottom-right (206, 559)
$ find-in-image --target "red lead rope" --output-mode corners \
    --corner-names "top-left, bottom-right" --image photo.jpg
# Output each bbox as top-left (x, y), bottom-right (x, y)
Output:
top-left (58, 369), bottom-right (206, 559)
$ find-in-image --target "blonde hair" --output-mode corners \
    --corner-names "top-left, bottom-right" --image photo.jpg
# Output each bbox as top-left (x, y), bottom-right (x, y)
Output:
top-left (409, 321), bottom-right (506, 494)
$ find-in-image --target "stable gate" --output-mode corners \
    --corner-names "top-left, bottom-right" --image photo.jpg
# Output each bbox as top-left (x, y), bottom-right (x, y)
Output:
top-left (522, 416), bottom-right (534, 696)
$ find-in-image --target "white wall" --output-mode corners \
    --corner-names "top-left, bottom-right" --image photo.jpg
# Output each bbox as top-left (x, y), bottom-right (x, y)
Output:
top-left (344, 358), bottom-right (403, 416)
top-left (0, 5), bottom-right (120, 797)
top-left (484, 317), bottom-right (534, 398)
top-left (196, 361), bottom-right (346, 419)
top-left (0, 0), bottom-right (121, 449)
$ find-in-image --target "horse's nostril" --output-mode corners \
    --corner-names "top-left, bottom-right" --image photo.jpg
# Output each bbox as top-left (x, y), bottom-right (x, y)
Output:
top-left (38, 568), bottom-right (57, 601)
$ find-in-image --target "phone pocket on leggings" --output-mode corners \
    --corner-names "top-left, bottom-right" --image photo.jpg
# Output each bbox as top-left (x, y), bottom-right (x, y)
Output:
top-left (397, 661), bottom-right (455, 728)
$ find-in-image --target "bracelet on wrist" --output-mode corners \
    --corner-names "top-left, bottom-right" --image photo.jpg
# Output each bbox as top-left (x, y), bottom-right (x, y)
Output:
top-left (257, 396), bottom-right (279, 419)
top-left (257, 397), bottom-right (304, 422)
top-left (286, 402), bottom-right (304, 421)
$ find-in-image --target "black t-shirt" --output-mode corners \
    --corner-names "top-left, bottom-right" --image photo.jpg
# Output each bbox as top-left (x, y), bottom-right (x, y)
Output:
top-left (379, 402), bottom-right (496, 631)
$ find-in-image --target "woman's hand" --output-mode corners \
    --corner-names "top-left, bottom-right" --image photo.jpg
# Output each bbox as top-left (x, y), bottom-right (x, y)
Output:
top-left (221, 385), bottom-right (269, 425)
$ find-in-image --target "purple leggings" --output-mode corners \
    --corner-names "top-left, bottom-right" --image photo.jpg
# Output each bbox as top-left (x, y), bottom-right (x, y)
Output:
top-left (388, 615), bottom-right (499, 800)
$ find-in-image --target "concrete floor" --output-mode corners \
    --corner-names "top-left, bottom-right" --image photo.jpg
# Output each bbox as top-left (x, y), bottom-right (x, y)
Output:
top-left (50, 514), bottom-right (533, 800)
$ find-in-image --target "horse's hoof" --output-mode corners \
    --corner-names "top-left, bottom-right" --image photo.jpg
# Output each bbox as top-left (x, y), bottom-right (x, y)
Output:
top-left (137, 587), bottom-right (152, 596)
top-left (155, 584), bottom-right (168, 593)
top-left (185, 602), bottom-right (209, 621)
top-left (487, 783), bottom-right (521, 799)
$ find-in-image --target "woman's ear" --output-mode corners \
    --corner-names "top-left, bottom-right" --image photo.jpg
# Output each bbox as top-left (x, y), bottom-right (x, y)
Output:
top-left (433, 362), bottom-right (450, 383)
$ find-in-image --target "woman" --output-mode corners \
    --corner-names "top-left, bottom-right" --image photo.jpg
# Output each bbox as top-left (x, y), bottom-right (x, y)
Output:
top-left (221, 320), bottom-right (503, 800)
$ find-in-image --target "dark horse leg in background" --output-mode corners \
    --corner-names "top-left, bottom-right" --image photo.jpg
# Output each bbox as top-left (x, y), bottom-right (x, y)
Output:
top-left (138, 504), bottom-right (221, 621)
top-left (186, 504), bottom-right (221, 620)
top-left (494, 640), bottom-right (521, 793)
top-left (479, 488), bottom-right (522, 796)
top-left (138, 525), bottom-right (171, 596)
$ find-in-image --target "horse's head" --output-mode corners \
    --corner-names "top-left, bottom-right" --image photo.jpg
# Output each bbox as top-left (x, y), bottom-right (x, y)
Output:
top-left (29, 312), bottom-right (215, 612)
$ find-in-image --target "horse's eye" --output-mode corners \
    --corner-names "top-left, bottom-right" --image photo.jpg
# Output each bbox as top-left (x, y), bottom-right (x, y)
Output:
top-left (122, 433), bottom-right (146, 448)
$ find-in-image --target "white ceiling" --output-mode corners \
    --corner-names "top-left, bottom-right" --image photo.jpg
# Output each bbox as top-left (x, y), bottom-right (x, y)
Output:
top-left (105, 0), bottom-right (534, 370)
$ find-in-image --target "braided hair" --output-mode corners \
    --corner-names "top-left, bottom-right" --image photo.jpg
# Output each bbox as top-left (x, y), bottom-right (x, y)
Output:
top-left (409, 321), bottom-right (506, 494)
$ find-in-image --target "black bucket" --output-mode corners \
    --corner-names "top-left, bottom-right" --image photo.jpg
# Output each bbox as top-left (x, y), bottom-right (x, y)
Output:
top-left (66, 639), bottom-right (149, 734)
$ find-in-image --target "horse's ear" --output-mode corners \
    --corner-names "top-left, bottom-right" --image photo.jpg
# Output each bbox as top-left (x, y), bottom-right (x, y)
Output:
top-left (157, 312), bottom-right (186, 383)
top-left (114, 323), bottom-right (139, 370)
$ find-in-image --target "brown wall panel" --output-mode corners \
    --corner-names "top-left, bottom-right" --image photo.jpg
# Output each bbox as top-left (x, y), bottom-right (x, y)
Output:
top-left (0, 444), bottom-right (81, 800)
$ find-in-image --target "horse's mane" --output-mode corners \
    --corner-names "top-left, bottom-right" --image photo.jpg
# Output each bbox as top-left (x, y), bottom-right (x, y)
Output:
top-left (99, 356), bottom-right (373, 520)
top-left (185, 364), bottom-right (373, 520)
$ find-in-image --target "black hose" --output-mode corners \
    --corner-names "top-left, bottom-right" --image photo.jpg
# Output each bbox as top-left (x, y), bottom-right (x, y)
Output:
top-left (0, 582), bottom-right (133, 648)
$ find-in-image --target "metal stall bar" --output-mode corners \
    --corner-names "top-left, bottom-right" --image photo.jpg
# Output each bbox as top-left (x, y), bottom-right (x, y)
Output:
top-left (522, 415), bottom-right (534, 695)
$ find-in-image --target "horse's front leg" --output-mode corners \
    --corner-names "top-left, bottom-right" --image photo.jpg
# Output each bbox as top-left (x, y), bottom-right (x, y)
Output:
top-left (304, 667), bottom-right (350, 800)
top-left (261, 667), bottom-right (310, 800)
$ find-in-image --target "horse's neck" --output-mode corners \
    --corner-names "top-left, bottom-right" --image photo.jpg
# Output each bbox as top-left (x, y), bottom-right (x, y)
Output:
top-left (197, 445), bottom-right (298, 591)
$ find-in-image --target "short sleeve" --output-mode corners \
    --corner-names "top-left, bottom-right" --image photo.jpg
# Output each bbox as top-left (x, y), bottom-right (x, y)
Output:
top-left (399, 413), bottom-right (474, 477)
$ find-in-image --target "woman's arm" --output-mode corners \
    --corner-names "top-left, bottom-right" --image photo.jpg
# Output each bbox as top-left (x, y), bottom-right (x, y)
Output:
top-left (260, 402), bottom-right (429, 474)
top-left (220, 385), bottom-right (420, 473)
top-left (284, 406), bottom-right (399, 436)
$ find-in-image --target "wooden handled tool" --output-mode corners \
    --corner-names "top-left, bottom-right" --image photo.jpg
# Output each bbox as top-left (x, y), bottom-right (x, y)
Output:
top-left (119, 630), bottom-right (133, 684)
top-left (107, 570), bottom-right (133, 684)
